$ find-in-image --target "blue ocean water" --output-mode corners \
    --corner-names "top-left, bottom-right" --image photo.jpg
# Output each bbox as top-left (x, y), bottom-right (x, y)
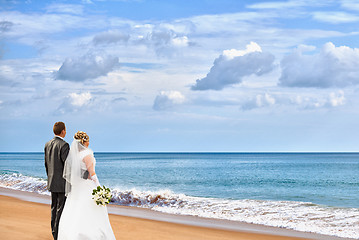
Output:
top-left (1, 152), bottom-right (359, 238)
top-left (1, 152), bottom-right (358, 207)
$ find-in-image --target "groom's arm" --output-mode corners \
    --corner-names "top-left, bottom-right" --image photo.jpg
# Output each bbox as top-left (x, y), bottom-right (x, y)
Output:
top-left (60, 142), bottom-right (70, 163)
top-left (44, 145), bottom-right (48, 175)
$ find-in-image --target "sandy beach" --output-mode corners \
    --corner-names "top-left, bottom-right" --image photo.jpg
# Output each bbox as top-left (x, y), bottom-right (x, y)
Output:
top-left (0, 194), bottom-right (305, 240)
top-left (1, 188), bottom-right (350, 240)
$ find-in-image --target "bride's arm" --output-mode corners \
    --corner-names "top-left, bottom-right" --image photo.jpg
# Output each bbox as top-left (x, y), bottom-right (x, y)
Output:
top-left (83, 155), bottom-right (95, 177)
top-left (83, 155), bottom-right (100, 186)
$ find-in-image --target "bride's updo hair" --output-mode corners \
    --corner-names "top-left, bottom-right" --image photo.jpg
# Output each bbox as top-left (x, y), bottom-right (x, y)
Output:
top-left (74, 131), bottom-right (89, 145)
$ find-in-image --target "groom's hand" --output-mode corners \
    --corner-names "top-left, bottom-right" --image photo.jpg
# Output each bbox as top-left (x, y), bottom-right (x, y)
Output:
top-left (82, 170), bottom-right (89, 179)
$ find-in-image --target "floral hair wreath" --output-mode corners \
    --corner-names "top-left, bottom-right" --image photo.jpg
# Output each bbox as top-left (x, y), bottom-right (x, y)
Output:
top-left (74, 131), bottom-right (89, 145)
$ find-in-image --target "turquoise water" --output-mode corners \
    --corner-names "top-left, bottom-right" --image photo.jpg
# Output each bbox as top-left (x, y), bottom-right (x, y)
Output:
top-left (1, 152), bottom-right (359, 238)
top-left (1, 152), bottom-right (357, 207)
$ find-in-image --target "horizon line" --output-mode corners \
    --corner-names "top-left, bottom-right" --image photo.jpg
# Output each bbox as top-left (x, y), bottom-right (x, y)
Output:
top-left (1, 151), bottom-right (358, 154)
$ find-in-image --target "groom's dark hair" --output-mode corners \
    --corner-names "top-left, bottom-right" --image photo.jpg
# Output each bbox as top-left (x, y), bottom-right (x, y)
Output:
top-left (53, 122), bottom-right (66, 135)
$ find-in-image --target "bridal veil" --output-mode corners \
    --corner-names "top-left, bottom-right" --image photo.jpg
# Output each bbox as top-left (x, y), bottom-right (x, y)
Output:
top-left (63, 139), bottom-right (89, 196)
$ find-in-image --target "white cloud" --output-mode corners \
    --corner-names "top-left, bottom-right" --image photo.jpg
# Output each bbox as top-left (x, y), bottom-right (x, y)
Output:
top-left (140, 29), bottom-right (191, 56)
top-left (69, 92), bottom-right (92, 107)
top-left (238, 90), bottom-right (347, 111)
top-left (191, 42), bottom-right (275, 91)
top-left (279, 42), bottom-right (359, 88)
top-left (57, 92), bottom-right (93, 114)
top-left (222, 41), bottom-right (263, 59)
top-left (341, 0), bottom-right (359, 11)
top-left (246, 0), bottom-right (308, 9)
top-left (328, 91), bottom-right (345, 107)
top-left (296, 44), bottom-right (316, 52)
top-left (90, 22), bottom-right (192, 57)
top-left (187, 12), bottom-right (272, 36)
top-left (0, 59), bottom-right (55, 89)
top-left (0, 21), bottom-right (14, 33)
top-left (0, 11), bottom-right (87, 40)
top-left (171, 36), bottom-right (189, 47)
top-left (289, 91), bottom-right (347, 109)
top-left (45, 4), bottom-right (84, 15)
top-left (153, 91), bottom-right (186, 111)
top-left (246, 0), bottom-right (335, 11)
top-left (297, 91), bottom-right (346, 109)
top-left (241, 93), bottom-right (276, 110)
top-left (93, 30), bottom-right (130, 45)
top-left (55, 54), bottom-right (120, 81)
top-left (312, 11), bottom-right (359, 24)
top-left (158, 21), bottom-right (196, 35)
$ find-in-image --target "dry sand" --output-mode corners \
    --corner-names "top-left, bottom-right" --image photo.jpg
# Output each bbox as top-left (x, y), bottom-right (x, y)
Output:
top-left (0, 194), bottom-right (310, 240)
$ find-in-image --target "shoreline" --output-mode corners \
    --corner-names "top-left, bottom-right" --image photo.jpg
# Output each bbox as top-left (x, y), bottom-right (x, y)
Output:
top-left (0, 187), bottom-right (351, 240)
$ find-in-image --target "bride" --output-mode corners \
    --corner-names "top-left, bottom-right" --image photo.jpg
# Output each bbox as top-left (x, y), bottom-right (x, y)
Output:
top-left (58, 131), bottom-right (116, 240)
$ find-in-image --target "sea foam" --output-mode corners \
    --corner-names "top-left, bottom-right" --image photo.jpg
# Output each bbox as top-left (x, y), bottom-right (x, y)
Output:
top-left (1, 173), bottom-right (358, 239)
top-left (0, 172), bottom-right (49, 195)
top-left (110, 187), bottom-right (359, 239)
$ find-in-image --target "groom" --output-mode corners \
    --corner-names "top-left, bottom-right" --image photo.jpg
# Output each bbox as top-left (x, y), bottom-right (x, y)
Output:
top-left (44, 122), bottom-right (70, 240)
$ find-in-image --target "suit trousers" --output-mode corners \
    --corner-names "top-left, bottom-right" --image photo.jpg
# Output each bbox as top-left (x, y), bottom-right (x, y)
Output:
top-left (51, 192), bottom-right (66, 240)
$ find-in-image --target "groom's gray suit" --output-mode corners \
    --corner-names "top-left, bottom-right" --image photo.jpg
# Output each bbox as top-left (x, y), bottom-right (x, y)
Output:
top-left (45, 136), bottom-right (69, 240)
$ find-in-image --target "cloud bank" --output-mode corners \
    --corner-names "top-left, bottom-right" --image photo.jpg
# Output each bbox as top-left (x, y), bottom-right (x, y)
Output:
top-left (191, 42), bottom-right (275, 90)
top-left (239, 91), bottom-right (346, 111)
top-left (279, 42), bottom-right (359, 88)
top-left (55, 54), bottom-right (119, 81)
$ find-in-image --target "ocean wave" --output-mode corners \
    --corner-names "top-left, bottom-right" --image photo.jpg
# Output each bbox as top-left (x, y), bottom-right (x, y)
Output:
top-left (0, 173), bottom-right (49, 195)
top-left (1, 173), bottom-right (358, 239)
top-left (110, 187), bottom-right (359, 239)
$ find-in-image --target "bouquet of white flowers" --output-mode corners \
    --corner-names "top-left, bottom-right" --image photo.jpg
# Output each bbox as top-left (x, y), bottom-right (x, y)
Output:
top-left (92, 186), bottom-right (112, 206)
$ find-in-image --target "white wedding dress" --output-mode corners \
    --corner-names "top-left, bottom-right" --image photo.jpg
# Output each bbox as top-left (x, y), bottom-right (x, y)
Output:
top-left (58, 140), bottom-right (116, 240)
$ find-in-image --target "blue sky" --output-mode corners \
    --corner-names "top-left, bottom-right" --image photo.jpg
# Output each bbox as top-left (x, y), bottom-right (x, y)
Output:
top-left (0, 0), bottom-right (358, 152)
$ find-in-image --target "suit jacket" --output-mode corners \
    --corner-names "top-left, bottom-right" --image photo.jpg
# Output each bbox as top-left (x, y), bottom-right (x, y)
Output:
top-left (44, 137), bottom-right (70, 192)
